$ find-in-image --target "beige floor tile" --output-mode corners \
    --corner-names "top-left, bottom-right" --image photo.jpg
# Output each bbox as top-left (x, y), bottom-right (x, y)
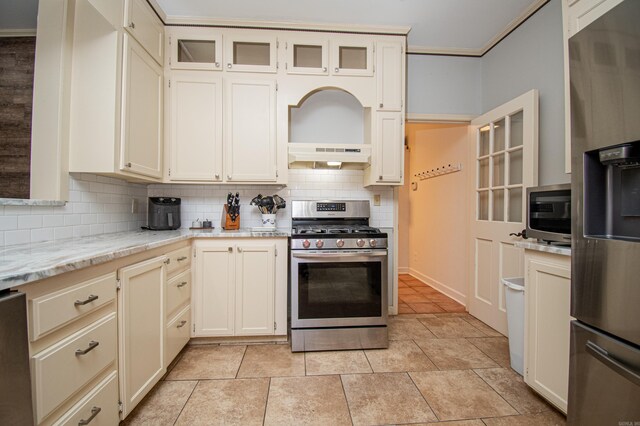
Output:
top-left (123, 380), bottom-right (196, 425)
top-left (423, 420), bottom-right (486, 426)
top-left (409, 370), bottom-right (518, 421)
top-left (408, 302), bottom-right (446, 314)
top-left (388, 318), bottom-right (437, 341)
top-left (437, 300), bottom-right (468, 313)
top-left (305, 350), bottom-right (372, 375)
top-left (341, 372), bottom-right (437, 425)
top-left (415, 338), bottom-right (499, 370)
top-left (481, 410), bottom-right (567, 426)
top-left (399, 287), bottom-right (419, 295)
top-left (166, 345), bottom-right (246, 380)
top-left (474, 368), bottom-right (551, 414)
top-left (396, 313), bottom-right (438, 320)
top-left (237, 344), bottom-right (305, 378)
top-left (264, 375), bottom-right (352, 426)
top-left (365, 340), bottom-right (437, 372)
top-left (401, 293), bottom-right (433, 304)
top-left (467, 337), bottom-right (512, 368)
top-left (418, 317), bottom-right (487, 338)
top-left (460, 315), bottom-right (503, 337)
top-left (399, 303), bottom-right (415, 314)
top-left (175, 378), bottom-right (269, 426)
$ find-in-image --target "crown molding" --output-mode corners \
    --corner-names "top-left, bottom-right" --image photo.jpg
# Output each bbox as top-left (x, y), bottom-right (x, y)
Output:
top-left (406, 113), bottom-right (475, 123)
top-left (0, 28), bottom-right (37, 37)
top-left (407, 45), bottom-right (483, 57)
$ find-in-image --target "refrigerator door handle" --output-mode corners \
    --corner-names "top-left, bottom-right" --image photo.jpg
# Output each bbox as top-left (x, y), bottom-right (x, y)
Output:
top-left (586, 340), bottom-right (640, 387)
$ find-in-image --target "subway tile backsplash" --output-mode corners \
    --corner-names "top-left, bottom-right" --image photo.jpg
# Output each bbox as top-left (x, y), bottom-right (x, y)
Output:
top-left (0, 169), bottom-right (394, 247)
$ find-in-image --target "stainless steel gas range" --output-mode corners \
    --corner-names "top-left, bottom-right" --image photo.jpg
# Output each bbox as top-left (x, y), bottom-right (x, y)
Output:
top-left (290, 200), bottom-right (388, 352)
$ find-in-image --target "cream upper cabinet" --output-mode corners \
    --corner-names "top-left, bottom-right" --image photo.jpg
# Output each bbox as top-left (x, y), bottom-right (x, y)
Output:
top-left (118, 255), bottom-right (166, 419)
top-left (365, 112), bottom-right (404, 185)
top-left (524, 250), bottom-right (571, 414)
top-left (376, 41), bottom-right (404, 111)
top-left (225, 78), bottom-right (277, 182)
top-left (565, 0), bottom-right (624, 37)
top-left (330, 38), bottom-right (374, 76)
top-left (284, 37), bottom-right (329, 75)
top-left (224, 32), bottom-right (278, 73)
top-left (121, 33), bottom-right (164, 179)
top-left (124, 0), bottom-right (164, 65)
top-left (169, 28), bottom-right (223, 71)
top-left (167, 71), bottom-right (223, 182)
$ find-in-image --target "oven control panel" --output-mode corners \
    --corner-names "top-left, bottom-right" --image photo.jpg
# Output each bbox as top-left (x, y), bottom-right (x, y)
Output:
top-left (316, 202), bottom-right (346, 212)
top-left (292, 238), bottom-right (387, 250)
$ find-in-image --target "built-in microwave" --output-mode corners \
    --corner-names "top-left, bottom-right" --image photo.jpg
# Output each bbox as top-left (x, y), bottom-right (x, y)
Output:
top-left (526, 184), bottom-right (571, 244)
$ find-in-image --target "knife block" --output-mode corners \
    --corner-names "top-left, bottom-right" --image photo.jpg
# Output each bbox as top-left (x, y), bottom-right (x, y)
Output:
top-left (221, 205), bottom-right (240, 230)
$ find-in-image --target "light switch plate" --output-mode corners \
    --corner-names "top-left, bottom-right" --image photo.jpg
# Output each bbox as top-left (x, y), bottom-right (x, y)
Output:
top-left (373, 194), bottom-right (381, 206)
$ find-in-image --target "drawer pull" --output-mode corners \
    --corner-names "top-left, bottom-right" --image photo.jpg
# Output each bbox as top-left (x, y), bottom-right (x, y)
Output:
top-left (177, 320), bottom-right (187, 328)
top-left (74, 294), bottom-right (99, 306)
top-left (78, 406), bottom-right (101, 425)
top-left (75, 341), bottom-right (99, 356)
top-left (177, 256), bottom-right (188, 261)
top-left (164, 259), bottom-right (171, 265)
top-left (177, 281), bottom-right (188, 288)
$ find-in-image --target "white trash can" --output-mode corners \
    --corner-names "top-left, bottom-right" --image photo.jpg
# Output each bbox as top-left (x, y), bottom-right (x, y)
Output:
top-left (501, 277), bottom-right (525, 376)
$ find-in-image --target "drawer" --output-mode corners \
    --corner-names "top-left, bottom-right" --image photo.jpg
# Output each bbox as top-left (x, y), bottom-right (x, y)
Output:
top-left (33, 313), bottom-right (117, 423)
top-left (53, 371), bottom-right (119, 426)
top-left (166, 246), bottom-right (191, 275)
top-left (30, 272), bottom-right (117, 341)
top-left (125, 0), bottom-right (164, 64)
top-left (165, 306), bottom-right (191, 367)
top-left (166, 268), bottom-right (191, 317)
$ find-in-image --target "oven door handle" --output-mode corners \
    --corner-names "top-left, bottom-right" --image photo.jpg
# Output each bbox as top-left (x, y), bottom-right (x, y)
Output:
top-left (292, 251), bottom-right (387, 258)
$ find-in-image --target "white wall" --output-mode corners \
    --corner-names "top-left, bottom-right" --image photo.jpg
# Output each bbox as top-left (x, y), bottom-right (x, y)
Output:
top-left (481, 0), bottom-right (568, 185)
top-left (406, 54), bottom-right (482, 115)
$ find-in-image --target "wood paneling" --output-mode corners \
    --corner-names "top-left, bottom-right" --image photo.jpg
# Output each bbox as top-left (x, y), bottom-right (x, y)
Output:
top-left (0, 37), bottom-right (35, 199)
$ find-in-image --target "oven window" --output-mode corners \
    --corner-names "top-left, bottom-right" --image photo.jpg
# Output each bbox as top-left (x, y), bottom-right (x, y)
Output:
top-left (298, 262), bottom-right (382, 319)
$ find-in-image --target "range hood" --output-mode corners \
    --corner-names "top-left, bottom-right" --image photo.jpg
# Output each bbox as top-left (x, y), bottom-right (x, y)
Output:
top-left (288, 143), bottom-right (371, 168)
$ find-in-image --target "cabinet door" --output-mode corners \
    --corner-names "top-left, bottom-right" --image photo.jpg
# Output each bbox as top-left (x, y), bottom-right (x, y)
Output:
top-left (525, 255), bottom-right (571, 413)
top-left (330, 38), bottom-right (373, 76)
top-left (235, 244), bottom-right (275, 336)
top-left (118, 255), bottom-right (166, 418)
top-left (376, 41), bottom-right (403, 111)
top-left (375, 112), bottom-right (403, 183)
top-left (193, 243), bottom-right (235, 337)
top-left (225, 79), bottom-right (277, 182)
top-left (285, 37), bottom-right (329, 75)
top-left (121, 34), bottom-right (163, 179)
top-left (224, 33), bottom-right (277, 73)
top-left (124, 0), bottom-right (164, 65)
top-left (169, 28), bottom-right (222, 71)
top-left (168, 71), bottom-right (223, 181)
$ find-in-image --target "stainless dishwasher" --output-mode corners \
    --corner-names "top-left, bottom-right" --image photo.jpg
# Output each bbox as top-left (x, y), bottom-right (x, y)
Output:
top-left (0, 290), bottom-right (34, 425)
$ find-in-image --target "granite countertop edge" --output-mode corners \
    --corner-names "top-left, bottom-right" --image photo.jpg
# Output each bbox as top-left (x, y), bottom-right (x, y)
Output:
top-left (515, 240), bottom-right (572, 256)
top-left (0, 228), bottom-right (290, 290)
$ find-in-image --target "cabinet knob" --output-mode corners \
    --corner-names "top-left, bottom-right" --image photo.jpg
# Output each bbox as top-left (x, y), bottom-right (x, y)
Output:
top-left (125, 162), bottom-right (132, 168)
top-left (334, 67), bottom-right (339, 73)
top-left (379, 175), bottom-right (383, 180)
top-left (322, 67), bottom-right (327, 72)
top-left (227, 175), bottom-right (231, 180)
top-left (215, 173), bottom-right (220, 179)
top-left (237, 247), bottom-right (243, 253)
top-left (164, 258), bottom-right (171, 265)
top-left (214, 62), bottom-right (220, 68)
top-left (227, 63), bottom-right (232, 69)
top-left (228, 247), bottom-right (233, 252)
top-left (129, 22), bottom-right (135, 29)
top-left (379, 103), bottom-right (383, 108)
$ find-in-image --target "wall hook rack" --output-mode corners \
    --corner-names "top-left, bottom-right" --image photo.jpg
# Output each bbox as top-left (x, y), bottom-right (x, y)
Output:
top-left (414, 163), bottom-right (462, 180)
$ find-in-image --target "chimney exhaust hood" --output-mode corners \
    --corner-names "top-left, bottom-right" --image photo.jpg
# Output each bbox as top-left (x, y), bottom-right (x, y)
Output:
top-left (288, 143), bottom-right (371, 168)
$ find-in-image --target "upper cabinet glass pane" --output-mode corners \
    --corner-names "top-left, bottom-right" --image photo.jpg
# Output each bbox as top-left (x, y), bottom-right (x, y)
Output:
top-left (178, 40), bottom-right (216, 63)
top-left (233, 42), bottom-right (270, 66)
top-left (294, 45), bottom-right (322, 68)
top-left (510, 111), bottom-right (524, 148)
top-left (479, 126), bottom-right (490, 156)
top-left (339, 46), bottom-right (367, 70)
top-left (494, 119), bottom-right (505, 152)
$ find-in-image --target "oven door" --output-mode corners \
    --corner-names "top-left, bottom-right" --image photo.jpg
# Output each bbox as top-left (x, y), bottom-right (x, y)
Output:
top-left (291, 250), bottom-right (388, 328)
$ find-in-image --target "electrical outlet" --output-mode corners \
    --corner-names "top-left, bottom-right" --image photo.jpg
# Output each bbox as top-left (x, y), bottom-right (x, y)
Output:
top-left (373, 194), bottom-right (381, 206)
top-left (131, 198), bottom-right (138, 214)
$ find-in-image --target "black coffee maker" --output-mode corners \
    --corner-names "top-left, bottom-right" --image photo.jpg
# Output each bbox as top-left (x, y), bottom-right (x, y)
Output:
top-left (147, 197), bottom-right (181, 230)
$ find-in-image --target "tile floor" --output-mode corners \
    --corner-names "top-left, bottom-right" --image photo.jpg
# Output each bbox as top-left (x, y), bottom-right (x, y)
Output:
top-left (123, 274), bottom-right (566, 425)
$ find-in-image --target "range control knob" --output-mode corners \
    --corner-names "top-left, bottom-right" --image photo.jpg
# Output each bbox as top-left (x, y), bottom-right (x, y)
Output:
top-left (369, 239), bottom-right (377, 247)
top-left (336, 239), bottom-right (345, 248)
top-left (302, 240), bottom-right (311, 249)
top-left (356, 238), bottom-right (366, 248)
top-left (316, 239), bottom-right (324, 248)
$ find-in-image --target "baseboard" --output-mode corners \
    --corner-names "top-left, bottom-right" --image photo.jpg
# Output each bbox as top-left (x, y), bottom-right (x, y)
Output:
top-left (407, 268), bottom-right (467, 306)
top-left (398, 266), bottom-right (409, 274)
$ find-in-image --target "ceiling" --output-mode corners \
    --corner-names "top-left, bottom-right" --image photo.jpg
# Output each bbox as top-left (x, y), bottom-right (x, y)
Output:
top-left (0, 0), bottom-right (548, 56)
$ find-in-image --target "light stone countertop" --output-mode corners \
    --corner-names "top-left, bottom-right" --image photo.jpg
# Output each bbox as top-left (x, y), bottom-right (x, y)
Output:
top-left (0, 228), bottom-right (290, 290)
top-left (515, 240), bottom-right (571, 256)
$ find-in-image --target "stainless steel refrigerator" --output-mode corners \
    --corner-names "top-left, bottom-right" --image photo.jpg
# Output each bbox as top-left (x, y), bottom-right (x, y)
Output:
top-left (569, 0), bottom-right (640, 424)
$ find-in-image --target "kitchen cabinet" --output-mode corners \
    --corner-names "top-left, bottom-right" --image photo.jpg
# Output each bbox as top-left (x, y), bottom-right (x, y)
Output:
top-left (118, 255), bottom-right (166, 418)
top-left (225, 78), bottom-right (278, 182)
top-left (524, 250), bottom-right (571, 414)
top-left (68, 0), bottom-right (164, 182)
top-left (169, 27), bottom-right (223, 71)
top-left (166, 71), bottom-right (223, 182)
top-left (365, 112), bottom-right (404, 185)
top-left (376, 41), bottom-right (404, 111)
top-left (192, 239), bottom-right (287, 338)
top-left (330, 38), bottom-right (374, 76)
top-left (163, 246), bottom-right (192, 368)
top-left (284, 36), bottom-right (329, 75)
top-left (124, 0), bottom-right (164, 65)
top-left (224, 32), bottom-right (278, 73)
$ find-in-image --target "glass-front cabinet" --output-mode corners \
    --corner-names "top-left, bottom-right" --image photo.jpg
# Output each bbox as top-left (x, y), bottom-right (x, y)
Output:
top-left (330, 38), bottom-right (373, 76)
top-left (285, 37), bottom-right (329, 75)
top-left (169, 28), bottom-right (222, 71)
top-left (224, 32), bottom-right (278, 73)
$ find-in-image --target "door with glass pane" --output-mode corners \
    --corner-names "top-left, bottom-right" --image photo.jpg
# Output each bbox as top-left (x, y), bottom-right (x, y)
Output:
top-left (468, 90), bottom-right (539, 335)
top-left (169, 28), bottom-right (222, 71)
